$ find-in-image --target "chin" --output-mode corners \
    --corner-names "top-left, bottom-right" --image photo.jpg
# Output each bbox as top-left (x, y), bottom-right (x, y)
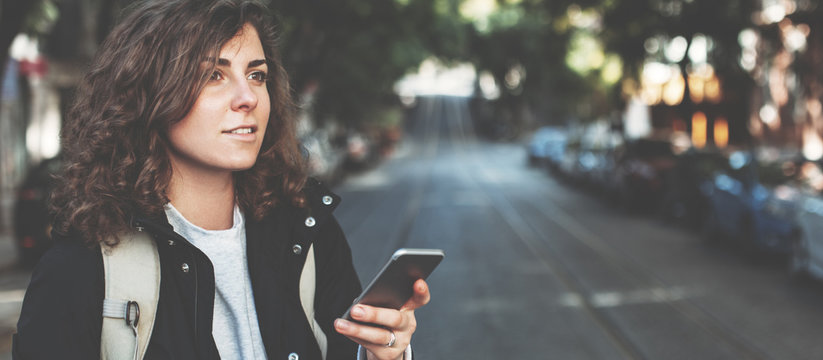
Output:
top-left (232, 162), bottom-right (258, 171)
top-left (225, 158), bottom-right (259, 171)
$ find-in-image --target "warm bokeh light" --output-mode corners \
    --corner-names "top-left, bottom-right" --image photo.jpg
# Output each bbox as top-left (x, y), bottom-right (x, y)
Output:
top-left (662, 70), bottom-right (685, 106)
top-left (640, 83), bottom-right (662, 105)
top-left (802, 124), bottom-right (823, 161)
top-left (687, 64), bottom-right (722, 104)
top-left (705, 75), bottom-right (722, 103)
top-left (759, 103), bottom-right (781, 130)
top-left (713, 117), bottom-right (729, 148)
top-left (691, 112), bottom-right (707, 149)
top-left (688, 73), bottom-right (705, 103)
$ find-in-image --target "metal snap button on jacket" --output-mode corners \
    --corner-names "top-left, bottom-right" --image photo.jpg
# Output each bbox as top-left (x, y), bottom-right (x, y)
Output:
top-left (304, 217), bottom-right (316, 227)
top-left (322, 195), bottom-right (333, 205)
top-left (292, 244), bottom-right (303, 255)
top-left (180, 263), bottom-right (190, 273)
top-left (288, 353), bottom-right (299, 360)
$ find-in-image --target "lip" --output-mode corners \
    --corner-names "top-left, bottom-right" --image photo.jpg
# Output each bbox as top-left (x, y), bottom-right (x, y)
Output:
top-left (221, 125), bottom-right (259, 141)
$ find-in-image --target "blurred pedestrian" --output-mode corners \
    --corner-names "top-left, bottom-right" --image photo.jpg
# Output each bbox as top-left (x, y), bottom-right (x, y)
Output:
top-left (13, 0), bottom-right (429, 359)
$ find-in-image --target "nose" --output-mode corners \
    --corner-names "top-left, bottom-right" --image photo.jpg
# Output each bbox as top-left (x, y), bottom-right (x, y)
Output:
top-left (230, 79), bottom-right (258, 112)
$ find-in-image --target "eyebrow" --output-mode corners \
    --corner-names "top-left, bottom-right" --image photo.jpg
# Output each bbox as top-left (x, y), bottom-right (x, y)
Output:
top-left (215, 58), bottom-right (267, 68)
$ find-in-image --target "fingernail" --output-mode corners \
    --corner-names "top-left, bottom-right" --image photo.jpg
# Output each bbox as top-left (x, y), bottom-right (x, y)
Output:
top-left (352, 305), bottom-right (365, 318)
top-left (335, 319), bottom-right (350, 330)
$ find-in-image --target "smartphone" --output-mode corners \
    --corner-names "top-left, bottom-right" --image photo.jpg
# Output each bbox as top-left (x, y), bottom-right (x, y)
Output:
top-left (343, 248), bottom-right (444, 322)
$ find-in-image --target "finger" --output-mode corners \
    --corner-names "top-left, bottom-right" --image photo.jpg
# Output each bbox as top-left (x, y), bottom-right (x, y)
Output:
top-left (401, 279), bottom-right (430, 310)
top-left (334, 318), bottom-right (403, 348)
top-left (347, 304), bottom-right (407, 330)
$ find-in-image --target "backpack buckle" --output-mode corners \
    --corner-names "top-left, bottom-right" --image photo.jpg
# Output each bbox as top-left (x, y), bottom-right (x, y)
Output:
top-left (125, 301), bottom-right (140, 327)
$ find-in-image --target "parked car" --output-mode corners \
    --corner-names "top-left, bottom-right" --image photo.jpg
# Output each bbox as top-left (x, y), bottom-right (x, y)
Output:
top-left (701, 149), bottom-right (800, 257)
top-left (613, 137), bottom-right (678, 212)
top-left (526, 126), bottom-right (566, 167)
top-left (785, 160), bottom-right (823, 280)
top-left (14, 156), bottom-right (61, 266)
top-left (658, 148), bottom-right (728, 229)
top-left (555, 138), bottom-right (583, 182)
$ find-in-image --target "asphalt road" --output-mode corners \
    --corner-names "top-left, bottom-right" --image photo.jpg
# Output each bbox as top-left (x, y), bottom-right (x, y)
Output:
top-left (1, 95), bottom-right (823, 359)
top-left (336, 96), bottom-right (823, 360)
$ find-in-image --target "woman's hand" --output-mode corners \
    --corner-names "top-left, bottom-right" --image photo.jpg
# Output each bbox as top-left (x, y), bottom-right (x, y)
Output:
top-left (334, 279), bottom-right (431, 360)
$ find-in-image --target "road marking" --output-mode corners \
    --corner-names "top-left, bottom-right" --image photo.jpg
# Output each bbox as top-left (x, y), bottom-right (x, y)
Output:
top-left (559, 287), bottom-right (695, 308)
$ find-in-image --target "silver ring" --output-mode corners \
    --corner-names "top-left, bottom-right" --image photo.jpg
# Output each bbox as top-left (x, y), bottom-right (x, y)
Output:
top-left (386, 330), bottom-right (396, 347)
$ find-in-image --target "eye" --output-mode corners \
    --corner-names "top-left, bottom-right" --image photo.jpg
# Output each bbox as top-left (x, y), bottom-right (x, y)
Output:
top-left (248, 71), bottom-right (267, 83)
top-left (209, 70), bottom-right (223, 81)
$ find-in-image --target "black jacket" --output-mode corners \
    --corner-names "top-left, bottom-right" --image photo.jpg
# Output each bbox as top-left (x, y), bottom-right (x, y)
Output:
top-left (13, 180), bottom-right (362, 360)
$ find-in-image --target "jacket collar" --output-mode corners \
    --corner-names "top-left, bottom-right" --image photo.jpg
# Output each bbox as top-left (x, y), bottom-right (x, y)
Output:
top-left (128, 177), bottom-right (341, 239)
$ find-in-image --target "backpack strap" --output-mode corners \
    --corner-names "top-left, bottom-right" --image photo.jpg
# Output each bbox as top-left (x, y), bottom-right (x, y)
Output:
top-left (100, 230), bottom-right (160, 360)
top-left (299, 243), bottom-right (328, 359)
top-left (99, 229), bottom-right (321, 359)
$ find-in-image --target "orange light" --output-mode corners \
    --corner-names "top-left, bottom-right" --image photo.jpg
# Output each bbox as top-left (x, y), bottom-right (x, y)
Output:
top-left (714, 117), bottom-right (728, 148)
top-left (705, 76), bottom-right (722, 103)
top-left (692, 112), bottom-right (707, 149)
top-left (663, 71), bottom-right (686, 106)
top-left (688, 74), bottom-right (705, 103)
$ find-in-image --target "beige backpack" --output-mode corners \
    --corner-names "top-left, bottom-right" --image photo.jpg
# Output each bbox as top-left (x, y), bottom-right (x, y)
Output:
top-left (100, 231), bottom-right (325, 359)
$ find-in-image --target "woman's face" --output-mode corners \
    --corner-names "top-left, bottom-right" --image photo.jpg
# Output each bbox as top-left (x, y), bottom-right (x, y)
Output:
top-left (167, 23), bottom-right (270, 177)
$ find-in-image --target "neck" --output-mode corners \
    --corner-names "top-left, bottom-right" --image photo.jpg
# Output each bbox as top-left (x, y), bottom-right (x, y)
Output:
top-left (167, 165), bottom-right (236, 230)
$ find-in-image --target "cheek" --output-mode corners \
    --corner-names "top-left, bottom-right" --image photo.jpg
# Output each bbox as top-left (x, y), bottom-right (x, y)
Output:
top-left (258, 96), bottom-right (271, 140)
top-left (168, 110), bottom-right (211, 153)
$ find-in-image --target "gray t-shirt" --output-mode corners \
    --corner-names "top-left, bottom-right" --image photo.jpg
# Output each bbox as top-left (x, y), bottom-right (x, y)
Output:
top-left (164, 203), bottom-right (267, 360)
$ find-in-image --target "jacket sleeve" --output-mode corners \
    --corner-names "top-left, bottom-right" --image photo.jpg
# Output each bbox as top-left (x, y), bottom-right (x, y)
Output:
top-left (13, 240), bottom-right (104, 360)
top-left (313, 215), bottom-right (362, 360)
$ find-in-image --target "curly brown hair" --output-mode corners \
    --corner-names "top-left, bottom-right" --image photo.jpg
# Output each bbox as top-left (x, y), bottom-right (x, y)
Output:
top-left (51, 0), bottom-right (307, 245)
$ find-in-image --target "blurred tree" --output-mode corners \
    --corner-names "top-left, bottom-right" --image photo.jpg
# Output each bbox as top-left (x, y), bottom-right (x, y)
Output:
top-left (467, 0), bottom-right (606, 139)
top-left (269, 0), bottom-right (467, 129)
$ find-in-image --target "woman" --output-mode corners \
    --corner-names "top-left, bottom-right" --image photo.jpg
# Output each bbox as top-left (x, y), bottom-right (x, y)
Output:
top-left (13, 0), bottom-right (429, 359)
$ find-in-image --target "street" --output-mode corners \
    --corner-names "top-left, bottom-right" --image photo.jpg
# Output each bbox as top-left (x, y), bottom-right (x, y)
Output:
top-left (336, 96), bottom-right (823, 359)
top-left (2, 95), bottom-right (823, 359)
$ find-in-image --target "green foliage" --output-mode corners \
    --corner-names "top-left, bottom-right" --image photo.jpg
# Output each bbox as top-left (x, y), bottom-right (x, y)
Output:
top-left (269, 0), bottom-right (467, 127)
top-left (22, 0), bottom-right (58, 36)
top-left (468, 0), bottom-right (614, 128)
top-left (14, 0), bottom-right (767, 137)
